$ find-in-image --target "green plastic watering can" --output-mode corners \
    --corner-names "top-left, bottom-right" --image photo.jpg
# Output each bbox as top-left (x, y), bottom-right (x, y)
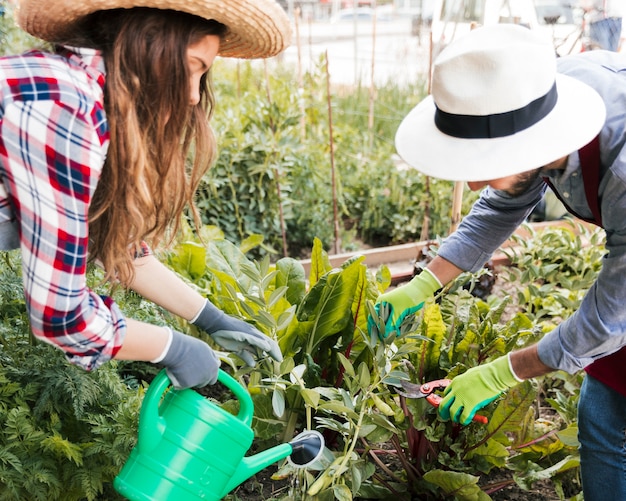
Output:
top-left (114, 369), bottom-right (325, 501)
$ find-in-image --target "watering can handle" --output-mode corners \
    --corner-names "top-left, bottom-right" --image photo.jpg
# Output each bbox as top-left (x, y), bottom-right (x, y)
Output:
top-left (217, 369), bottom-right (254, 427)
top-left (138, 369), bottom-right (255, 453)
top-left (137, 370), bottom-right (170, 454)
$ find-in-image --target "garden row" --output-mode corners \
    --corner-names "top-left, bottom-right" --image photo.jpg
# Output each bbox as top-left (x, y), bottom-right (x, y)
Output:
top-left (0, 219), bottom-right (605, 500)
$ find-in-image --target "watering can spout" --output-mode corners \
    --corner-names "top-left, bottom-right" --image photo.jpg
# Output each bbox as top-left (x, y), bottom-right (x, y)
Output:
top-left (222, 443), bottom-right (292, 496)
top-left (221, 430), bottom-right (327, 497)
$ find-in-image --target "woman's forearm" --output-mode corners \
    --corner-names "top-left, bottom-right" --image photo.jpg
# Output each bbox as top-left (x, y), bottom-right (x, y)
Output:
top-left (129, 254), bottom-right (205, 321)
top-left (114, 318), bottom-right (170, 361)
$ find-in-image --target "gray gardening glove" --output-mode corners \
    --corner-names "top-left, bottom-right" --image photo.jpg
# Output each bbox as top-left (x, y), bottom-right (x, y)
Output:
top-left (192, 299), bottom-right (283, 367)
top-left (160, 328), bottom-right (220, 389)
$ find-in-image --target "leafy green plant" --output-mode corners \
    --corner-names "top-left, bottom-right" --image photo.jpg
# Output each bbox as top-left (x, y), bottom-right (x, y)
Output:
top-left (497, 219), bottom-right (605, 499)
top-left (0, 345), bottom-right (142, 501)
top-left (0, 251), bottom-right (168, 500)
top-left (502, 219), bottom-right (605, 323)
top-left (0, 220), bottom-right (592, 500)
top-left (201, 57), bottom-right (478, 259)
top-left (165, 231), bottom-right (582, 500)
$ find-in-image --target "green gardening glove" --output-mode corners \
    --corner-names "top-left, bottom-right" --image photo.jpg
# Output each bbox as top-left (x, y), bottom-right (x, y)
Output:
top-left (367, 269), bottom-right (441, 339)
top-left (438, 354), bottom-right (523, 425)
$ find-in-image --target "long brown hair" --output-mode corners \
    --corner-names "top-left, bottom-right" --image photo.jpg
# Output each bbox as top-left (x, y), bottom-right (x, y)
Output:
top-left (84, 9), bottom-right (226, 285)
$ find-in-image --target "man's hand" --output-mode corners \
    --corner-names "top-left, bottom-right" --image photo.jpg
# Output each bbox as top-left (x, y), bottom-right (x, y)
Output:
top-left (192, 299), bottom-right (282, 366)
top-left (367, 269), bottom-right (441, 339)
top-left (438, 355), bottom-right (523, 425)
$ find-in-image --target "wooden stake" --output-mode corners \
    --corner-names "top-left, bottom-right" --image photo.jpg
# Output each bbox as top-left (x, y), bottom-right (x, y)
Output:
top-left (325, 51), bottom-right (341, 254)
top-left (294, 7), bottom-right (306, 139)
top-left (368, 0), bottom-right (377, 151)
top-left (263, 61), bottom-right (289, 257)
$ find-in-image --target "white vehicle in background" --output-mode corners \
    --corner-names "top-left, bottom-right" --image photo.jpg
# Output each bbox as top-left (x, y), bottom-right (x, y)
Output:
top-left (329, 7), bottom-right (393, 24)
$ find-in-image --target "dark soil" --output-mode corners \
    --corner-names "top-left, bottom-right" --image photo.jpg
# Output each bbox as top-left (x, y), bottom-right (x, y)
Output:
top-left (228, 466), bottom-right (565, 500)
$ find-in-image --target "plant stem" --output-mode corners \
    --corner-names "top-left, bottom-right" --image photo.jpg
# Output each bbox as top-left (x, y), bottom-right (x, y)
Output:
top-left (282, 393), bottom-right (302, 444)
top-left (362, 438), bottom-right (402, 483)
top-left (330, 392), bottom-right (368, 483)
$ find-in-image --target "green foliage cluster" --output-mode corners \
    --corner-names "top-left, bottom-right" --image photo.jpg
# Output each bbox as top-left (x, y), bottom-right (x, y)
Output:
top-left (0, 252), bottom-right (149, 501)
top-left (503, 220), bottom-right (605, 324)
top-left (0, 3), bottom-right (46, 56)
top-left (0, 222), bottom-right (596, 500)
top-left (199, 57), bottom-right (479, 258)
top-left (165, 229), bottom-right (583, 501)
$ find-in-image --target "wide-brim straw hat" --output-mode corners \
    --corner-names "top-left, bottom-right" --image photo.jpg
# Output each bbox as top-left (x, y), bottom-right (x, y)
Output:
top-left (17, 0), bottom-right (291, 59)
top-left (395, 24), bottom-right (606, 182)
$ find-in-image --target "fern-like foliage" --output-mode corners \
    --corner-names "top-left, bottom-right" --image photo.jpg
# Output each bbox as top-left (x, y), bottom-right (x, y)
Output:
top-left (0, 251), bottom-right (146, 500)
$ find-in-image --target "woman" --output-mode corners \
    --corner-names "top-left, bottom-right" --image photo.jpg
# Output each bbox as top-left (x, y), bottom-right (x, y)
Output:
top-left (0, 0), bottom-right (290, 388)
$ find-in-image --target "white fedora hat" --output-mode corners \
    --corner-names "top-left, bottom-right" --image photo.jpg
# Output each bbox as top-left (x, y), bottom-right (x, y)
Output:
top-left (395, 24), bottom-right (606, 182)
top-left (17, 0), bottom-right (291, 59)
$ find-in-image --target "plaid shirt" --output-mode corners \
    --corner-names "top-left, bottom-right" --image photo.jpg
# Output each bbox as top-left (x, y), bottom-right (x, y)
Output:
top-left (0, 47), bottom-right (127, 370)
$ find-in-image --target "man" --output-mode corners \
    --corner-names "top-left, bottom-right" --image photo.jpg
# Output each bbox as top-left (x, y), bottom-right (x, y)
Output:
top-left (370, 24), bottom-right (626, 500)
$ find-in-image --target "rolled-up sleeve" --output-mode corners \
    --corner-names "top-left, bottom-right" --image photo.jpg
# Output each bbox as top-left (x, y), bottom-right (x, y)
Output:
top-left (438, 178), bottom-right (545, 272)
top-left (0, 99), bottom-right (126, 370)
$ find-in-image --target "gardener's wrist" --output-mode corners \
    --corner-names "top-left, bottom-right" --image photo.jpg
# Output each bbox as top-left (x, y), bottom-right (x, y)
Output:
top-left (150, 327), bottom-right (174, 363)
top-left (509, 346), bottom-right (553, 380)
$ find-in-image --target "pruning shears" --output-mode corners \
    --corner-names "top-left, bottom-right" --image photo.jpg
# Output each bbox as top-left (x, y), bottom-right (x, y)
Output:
top-left (398, 378), bottom-right (489, 425)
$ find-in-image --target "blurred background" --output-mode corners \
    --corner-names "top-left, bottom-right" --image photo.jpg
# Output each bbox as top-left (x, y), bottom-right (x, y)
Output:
top-left (276, 0), bottom-right (625, 87)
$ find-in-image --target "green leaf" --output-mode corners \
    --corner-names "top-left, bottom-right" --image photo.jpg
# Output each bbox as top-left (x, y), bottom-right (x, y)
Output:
top-left (276, 257), bottom-right (306, 306)
top-left (357, 362), bottom-right (370, 391)
top-left (41, 434), bottom-right (84, 466)
top-left (318, 402), bottom-right (359, 421)
top-left (350, 464), bottom-right (363, 494)
top-left (333, 484), bottom-right (353, 501)
top-left (250, 394), bottom-right (285, 440)
top-left (423, 469), bottom-right (491, 501)
top-left (300, 388), bottom-right (320, 408)
top-left (279, 357), bottom-right (295, 376)
top-left (240, 234), bottom-right (264, 254)
top-left (337, 352), bottom-right (355, 378)
top-left (556, 424), bottom-right (580, 448)
top-left (350, 263), bottom-right (370, 340)
top-left (375, 265), bottom-right (392, 293)
top-left (420, 303), bottom-right (446, 372)
top-left (272, 388), bottom-right (286, 418)
top-left (169, 241), bottom-right (206, 279)
top-left (489, 381), bottom-right (537, 436)
top-left (463, 439), bottom-right (508, 468)
top-left (309, 237), bottom-right (332, 286)
top-left (297, 258), bottom-right (364, 353)
top-left (206, 239), bottom-right (252, 290)
top-left (515, 455), bottom-right (580, 490)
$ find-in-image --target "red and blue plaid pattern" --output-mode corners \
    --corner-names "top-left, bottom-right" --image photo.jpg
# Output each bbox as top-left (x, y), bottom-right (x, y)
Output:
top-left (0, 47), bottom-right (127, 370)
